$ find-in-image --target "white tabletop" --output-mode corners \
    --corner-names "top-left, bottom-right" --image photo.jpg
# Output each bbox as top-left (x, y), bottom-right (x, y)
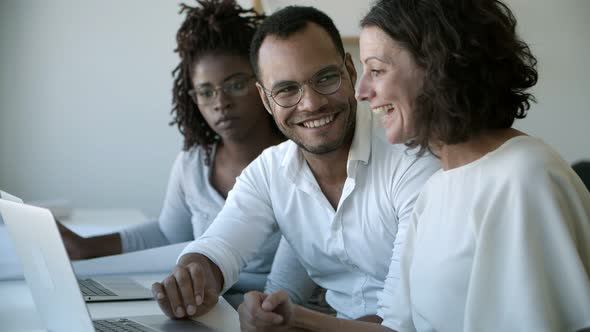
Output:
top-left (0, 207), bottom-right (241, 331)
top-left (0, 273), bottom-right (241, 332)
top-left (60, 208), bottom-right (148, 236)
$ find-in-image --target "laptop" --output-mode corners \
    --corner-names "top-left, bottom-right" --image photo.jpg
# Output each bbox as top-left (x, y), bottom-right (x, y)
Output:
top-left (0, 190), bottom-right (153, 302)
top-left (0, 198), bottom-right (217, 331)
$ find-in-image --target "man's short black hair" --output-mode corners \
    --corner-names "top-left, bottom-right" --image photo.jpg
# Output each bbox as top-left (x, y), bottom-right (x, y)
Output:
top-left (250, 6), bottom-right (345, 79)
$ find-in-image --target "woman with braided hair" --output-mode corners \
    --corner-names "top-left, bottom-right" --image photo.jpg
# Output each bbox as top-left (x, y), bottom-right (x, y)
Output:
top-left (57, 0), bottom-right (285, 307)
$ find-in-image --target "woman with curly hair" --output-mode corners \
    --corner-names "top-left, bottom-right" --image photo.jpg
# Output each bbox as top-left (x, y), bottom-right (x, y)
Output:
top-left (58, 0), bottom-right (284, 307)
top-left (239, 0), bottom-right (590, 330)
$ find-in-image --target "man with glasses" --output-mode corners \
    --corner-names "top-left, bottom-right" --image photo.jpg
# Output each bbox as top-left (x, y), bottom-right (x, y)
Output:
top-left (152, 5), bottom-right (440, 325)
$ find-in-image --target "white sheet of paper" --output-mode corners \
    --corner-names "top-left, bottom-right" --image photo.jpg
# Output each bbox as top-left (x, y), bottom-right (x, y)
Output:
top-left (72, 241), bottom-right (189, 277)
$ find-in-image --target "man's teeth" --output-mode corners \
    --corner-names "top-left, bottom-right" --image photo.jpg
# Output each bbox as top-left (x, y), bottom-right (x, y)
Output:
top-left (372, 104), bottom-right (395, 115)
top-left (302, 114), bottom-right (336, 128)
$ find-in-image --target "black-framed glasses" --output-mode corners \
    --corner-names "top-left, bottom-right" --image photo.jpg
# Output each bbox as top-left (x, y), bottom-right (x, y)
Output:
top-left (261, 63), bottom-right (345, 108)
top-left (188, 74), bottom-right (255, 105)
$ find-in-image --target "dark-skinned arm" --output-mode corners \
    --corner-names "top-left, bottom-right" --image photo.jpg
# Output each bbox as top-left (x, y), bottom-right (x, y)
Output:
top-left (56, 220), bottom-right (122, 259)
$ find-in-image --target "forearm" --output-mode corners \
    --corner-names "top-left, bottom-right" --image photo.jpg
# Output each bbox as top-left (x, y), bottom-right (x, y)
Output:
top-left (57, 220), bottom-right (122, 259)
top-left (83, 233), bottom-right (123, 258)
top-left (292, 305), bottom-right (392, 332)
top-left (356, 315), bottom-right (383, 324)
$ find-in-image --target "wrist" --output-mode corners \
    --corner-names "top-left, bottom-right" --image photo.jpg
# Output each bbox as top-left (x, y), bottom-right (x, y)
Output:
top-left (77, 236), bottom-right (92, 259)
top-left (178, 253), bottom-right (224, 294)
top-left (84, 233), bottom-right (122, 258)
top-left (69, 231), bottom-right (93, 259)
top-left (292, 304), bottom-right (313, 330)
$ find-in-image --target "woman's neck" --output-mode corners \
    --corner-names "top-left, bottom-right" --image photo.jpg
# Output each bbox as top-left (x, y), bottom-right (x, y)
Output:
top-left (435, 128), bottom-right (525, 171)
top-left (217, 128), bottom-right (284, 167)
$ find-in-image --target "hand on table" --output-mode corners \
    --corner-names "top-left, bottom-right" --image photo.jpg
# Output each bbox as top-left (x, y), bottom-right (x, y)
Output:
top-left (238, 290), bottom-right (295, 331)
top-left (152, 254), bottom-right (222, 319)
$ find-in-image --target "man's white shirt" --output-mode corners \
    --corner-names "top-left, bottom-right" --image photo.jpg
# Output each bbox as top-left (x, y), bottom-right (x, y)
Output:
top-left (180, 109), bottom-right (440, 319)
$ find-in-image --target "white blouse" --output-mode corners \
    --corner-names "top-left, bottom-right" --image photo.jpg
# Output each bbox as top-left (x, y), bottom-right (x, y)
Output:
top-left (381, 136), bottom-right (590, 332)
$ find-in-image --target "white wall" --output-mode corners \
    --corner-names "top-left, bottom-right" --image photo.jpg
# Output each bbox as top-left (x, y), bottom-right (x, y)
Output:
top-left (0, 1), bottom-right (184, 217)
top-left (1, 1), bottom-right (588, 217)
top-left (506, 0), bottom-right (590, 163)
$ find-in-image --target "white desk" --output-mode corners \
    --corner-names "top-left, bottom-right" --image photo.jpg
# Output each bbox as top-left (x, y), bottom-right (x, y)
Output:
top-left (0, 208), bottom-right (240, 330)
top-left (0, 273), bottom-right (241, 332)
top-left (61, 208), bottom-right (148, 236)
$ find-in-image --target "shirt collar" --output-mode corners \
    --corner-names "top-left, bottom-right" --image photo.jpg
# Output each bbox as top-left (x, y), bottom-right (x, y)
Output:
top-left (280, 107), bottom-right (373, 175)
top-left (348, 106), bottom-right (372, 164)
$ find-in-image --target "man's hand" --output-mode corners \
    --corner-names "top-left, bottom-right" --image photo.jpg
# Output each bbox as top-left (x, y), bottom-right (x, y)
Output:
top-left (151, 254), bottom-right (223, 319)
top-left (238, 290), bottom-right (295, 331)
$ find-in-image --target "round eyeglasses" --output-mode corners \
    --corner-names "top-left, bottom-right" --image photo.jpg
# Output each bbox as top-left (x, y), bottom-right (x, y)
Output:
top-left (261, 63), bottom-right (345, 108)
top-left (188, 74), bottom-right (255, 106)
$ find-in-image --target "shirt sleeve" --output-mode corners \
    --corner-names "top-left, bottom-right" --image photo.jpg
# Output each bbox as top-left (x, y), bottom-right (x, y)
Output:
top-left (179, 154), bottom-right (279, 294)
top-left (379, 208), bottom-right (418, 332)
top-left (119, 220), bottom-right (169, 252)
top-left (265, 236), bottom-right (317, 305)
top-left (377, 153), bottom-right (439, 320)
top-left (464, 167), bottom-right (590, 331)
top-left (119, 153), bottom-right (193, 252)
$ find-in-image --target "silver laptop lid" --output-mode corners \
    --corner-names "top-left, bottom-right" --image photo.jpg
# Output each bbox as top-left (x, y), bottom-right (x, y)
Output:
top-left (0, 190), bottom-right (23, 203)
top-left (0, 191), bottom-right (23, 225)
top-left (0, 199), bottom-right (95, 331)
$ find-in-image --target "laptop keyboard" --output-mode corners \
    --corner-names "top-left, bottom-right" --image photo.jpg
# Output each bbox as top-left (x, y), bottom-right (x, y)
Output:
top-left (93, 318), bottom-right (153, 332)
top-left (78, 279), bottom-right (117, 297)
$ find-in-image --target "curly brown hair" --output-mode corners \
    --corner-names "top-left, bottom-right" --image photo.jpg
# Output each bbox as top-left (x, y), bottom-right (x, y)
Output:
top-left (170, 0), bottom-right (266, 160)
top-left (361, 0), bottom-right (538, 155)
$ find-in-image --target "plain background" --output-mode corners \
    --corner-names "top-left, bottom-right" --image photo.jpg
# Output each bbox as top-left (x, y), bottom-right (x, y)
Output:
top-left (1, 0), bottom-right (588, 217)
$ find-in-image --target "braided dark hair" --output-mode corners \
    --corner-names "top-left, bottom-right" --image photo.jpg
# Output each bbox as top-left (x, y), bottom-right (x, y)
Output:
top-left (170, 0), bottom-right (265, 162)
